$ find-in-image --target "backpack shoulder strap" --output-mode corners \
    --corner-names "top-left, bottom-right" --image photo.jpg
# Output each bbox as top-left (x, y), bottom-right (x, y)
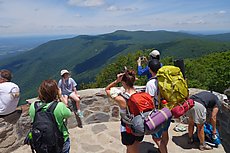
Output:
top-left (120, 92), bottom-right (130, 101)
top-left (34, 101), bottom-right (46, 113)
top-left (149, 76), bottom-right (157, 80)
top-left (120, 92), bottom-right (132, 115)
top-left (46, 101), bottom-right (58, 113)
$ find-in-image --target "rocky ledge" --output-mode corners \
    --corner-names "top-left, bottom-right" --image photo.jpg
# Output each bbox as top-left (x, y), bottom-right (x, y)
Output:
top-left (0, 88), bottom-right (229, 153)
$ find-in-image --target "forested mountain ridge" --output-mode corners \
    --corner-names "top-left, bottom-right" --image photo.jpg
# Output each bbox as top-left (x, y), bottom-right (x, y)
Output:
top-left (88, 50), bottom-right (230, 94)
top-left (0, 30), bottom-right (229, 102)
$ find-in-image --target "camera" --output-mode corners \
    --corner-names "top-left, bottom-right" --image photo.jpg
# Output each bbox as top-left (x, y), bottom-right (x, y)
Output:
top-left (140, 56), bottom-right (145, 61)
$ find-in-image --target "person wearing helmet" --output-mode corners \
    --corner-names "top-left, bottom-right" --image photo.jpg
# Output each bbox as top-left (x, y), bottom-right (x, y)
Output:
top-left (58, 69), bottom-right (83, 118)
top-left (137, 49), bottom-right (161, 79)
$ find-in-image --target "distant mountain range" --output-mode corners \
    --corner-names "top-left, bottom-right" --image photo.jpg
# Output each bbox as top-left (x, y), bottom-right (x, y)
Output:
top-left (0, 35), bottom-right (75, 59)
top-left (0, 30), bottom-right (230, 101)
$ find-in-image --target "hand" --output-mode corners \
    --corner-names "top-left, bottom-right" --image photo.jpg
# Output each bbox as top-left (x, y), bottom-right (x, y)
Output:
top-left (143, 56), bottom-right (148, 63)
top-left (137, 57), bottom-right (142, 66)
top-left (116, 73), bottom-right (125, 83)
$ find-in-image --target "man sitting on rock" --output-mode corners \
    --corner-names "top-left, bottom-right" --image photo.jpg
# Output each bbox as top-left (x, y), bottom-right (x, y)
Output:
top-left (0, 69), bottom-right (20, 116)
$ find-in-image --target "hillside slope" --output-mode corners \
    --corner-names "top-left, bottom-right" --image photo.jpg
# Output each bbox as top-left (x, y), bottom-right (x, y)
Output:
top-left (0, 30), bottom-right (230, 101)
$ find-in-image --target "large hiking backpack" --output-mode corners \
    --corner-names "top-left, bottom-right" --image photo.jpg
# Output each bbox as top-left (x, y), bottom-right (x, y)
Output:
top-left (157, 65), bottom-right (189, 110)
top-left (121, 92), bottom-right (172, 136)
top-left (30, 101), bottom-right (64, 153)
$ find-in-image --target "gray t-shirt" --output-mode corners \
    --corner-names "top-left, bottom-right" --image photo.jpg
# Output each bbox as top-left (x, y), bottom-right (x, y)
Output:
top-left (58, 78), bottom-right (77, 95)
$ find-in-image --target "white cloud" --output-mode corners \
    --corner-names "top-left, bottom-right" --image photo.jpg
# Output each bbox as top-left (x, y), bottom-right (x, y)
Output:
top-left (106, 5), bottom-right (119, 11)
top-left (218, 10), bottom-right (226, 14)
top-left (106, 5), bottom-right (137, 12)
top-left (74, 13), bottom-right (82, 17)
top-left (67, 0), bottom-right (105, 7)
top-left (0, 0), bottom-right (229, 36)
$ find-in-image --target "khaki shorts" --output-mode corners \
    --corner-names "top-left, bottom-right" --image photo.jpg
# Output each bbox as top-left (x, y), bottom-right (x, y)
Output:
top-left (186, 101), bottom-right (206, 124)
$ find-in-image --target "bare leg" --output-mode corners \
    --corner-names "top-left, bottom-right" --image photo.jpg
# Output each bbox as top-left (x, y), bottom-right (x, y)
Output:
top-left (211, 106), bottom-right (218, 134)
top-left (153, 138), bottom-right (167, 153)
top-left (197, 124), bottom-right (205, 145)
top-left (188, 117), bottom-right (194, 138)
top-left (126, 141), bottom-right (140, 153)
top-left (69, 92), bottom-right (80, 110)
top-left (161, 131), bottom-right (169, 151)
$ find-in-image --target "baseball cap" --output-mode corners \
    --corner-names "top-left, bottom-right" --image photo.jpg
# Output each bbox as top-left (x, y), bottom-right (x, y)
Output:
top-left (60, 69), bottom-right (70, 76)
top-left (149, 50), bottom-right (160, 58)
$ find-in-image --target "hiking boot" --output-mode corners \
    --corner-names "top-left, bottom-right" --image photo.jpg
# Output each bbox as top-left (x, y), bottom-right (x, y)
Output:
top-left (77, 111), bottom-right (84, 118)
top-left (188, 137), bottom-right (194, 144)
top-left (199, 144), bottom-right (213, 151)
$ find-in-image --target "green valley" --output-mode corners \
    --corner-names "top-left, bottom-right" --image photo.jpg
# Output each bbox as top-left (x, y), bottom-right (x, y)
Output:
top-left (0, 30), bottom-right (230, 104)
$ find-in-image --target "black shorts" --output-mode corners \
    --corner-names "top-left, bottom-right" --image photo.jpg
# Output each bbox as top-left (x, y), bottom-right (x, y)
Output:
top-left (121, 131), bottom-right (144, 146)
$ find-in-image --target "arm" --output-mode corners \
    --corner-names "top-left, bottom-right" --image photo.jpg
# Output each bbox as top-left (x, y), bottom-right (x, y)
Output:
top-left (105, 73), bottom-right (124, 96)
top-left (138, 65), bottom-right (149, 76)
top-left (105, 73), bottom-right (126, 109)
top-left (60, 102), bottom-right (72, 119)
top-left (58, 88), bottom-right (66, 103)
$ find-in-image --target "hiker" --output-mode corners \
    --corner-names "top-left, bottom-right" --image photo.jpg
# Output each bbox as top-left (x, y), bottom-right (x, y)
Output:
top-left (105, 69), bottom-right (143, 153)
top-left (58, 69), bottom-right (83, 118)
top-left (186, 91), bottom-right (221, 150)
top-left (29, 79), bottom-right (72, 153)
top-left (137, 49), bottom-right (161, 79)
top-left (145, 59), bottom-right (171, 153)
top-left (0, 69), bottom-right (20, 116)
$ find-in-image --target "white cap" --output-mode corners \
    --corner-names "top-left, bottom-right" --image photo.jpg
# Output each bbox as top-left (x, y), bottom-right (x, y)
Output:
top-left (60, 69), bottom-right (69, 76)
top-left (149, 50), bottom-right (160, 57)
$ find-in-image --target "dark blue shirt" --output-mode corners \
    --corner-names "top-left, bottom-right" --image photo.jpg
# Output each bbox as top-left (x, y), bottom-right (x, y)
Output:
top-left (190, 91), bottom-right (221, 109)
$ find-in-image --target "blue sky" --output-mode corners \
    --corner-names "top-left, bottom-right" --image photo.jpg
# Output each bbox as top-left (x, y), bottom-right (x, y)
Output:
top-left (0, 0), bottom-right (229, 36)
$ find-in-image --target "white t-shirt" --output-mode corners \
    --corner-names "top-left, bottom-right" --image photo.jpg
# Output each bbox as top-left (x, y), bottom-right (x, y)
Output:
top-left (0, 82), bottom-right (20, 115)
top-left (145, 78), bottom-right (159, 106)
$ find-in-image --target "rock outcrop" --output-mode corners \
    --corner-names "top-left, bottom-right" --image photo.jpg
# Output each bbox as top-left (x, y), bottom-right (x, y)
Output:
top-left (0, 88), bottom-right (229, 153)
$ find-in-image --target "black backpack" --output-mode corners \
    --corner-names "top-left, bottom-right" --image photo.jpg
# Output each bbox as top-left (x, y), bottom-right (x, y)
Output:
top-left (30, 101), bottom-right (64, 153)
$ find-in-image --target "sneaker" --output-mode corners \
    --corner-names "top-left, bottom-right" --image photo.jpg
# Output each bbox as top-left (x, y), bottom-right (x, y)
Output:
top-left (77, 111), bottom-right (84, 118)
top-left (199, 144), bottom-right (213, 151)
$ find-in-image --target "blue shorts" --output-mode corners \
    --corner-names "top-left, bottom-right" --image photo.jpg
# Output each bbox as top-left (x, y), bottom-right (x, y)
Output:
top-left (152, 117), bottom-right (172, 139)
top-left (62, 138), bottom-right (70, 153)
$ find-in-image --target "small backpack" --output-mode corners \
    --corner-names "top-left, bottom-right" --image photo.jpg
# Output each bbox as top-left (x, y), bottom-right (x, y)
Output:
top-left (157, 66), bottom-right (189, 110)
top-left (30, 101), bottom-right (64, 153)
top-left (121, 92), bottom-right (172, 136)
top-left (204, 123), bottom-right (221, 147)
top-left (128, 92), bottom-right (154, 116)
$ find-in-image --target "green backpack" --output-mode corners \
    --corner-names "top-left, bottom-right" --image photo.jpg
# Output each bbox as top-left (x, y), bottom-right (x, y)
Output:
top-left (157, 66), bottom-right (189, 110)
